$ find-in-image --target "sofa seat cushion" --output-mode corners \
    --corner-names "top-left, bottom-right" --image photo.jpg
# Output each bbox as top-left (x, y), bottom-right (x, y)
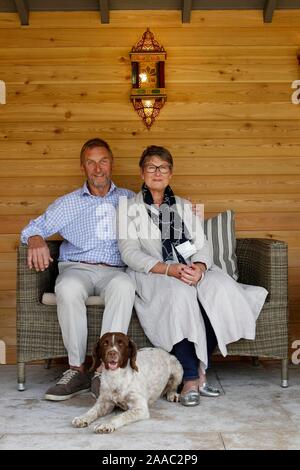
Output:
top-left (42, 293), bottom-right (105, 306)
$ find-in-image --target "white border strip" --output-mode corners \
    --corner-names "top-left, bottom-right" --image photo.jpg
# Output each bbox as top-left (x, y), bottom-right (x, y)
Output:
top-left (0, 81), bottom-right (6, 104)
top-left (0, 339), bottom-right (6, 364)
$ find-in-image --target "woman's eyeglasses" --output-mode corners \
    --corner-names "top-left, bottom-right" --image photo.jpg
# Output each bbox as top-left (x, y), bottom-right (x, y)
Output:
top-left (144, 164), bottom-right (171, 174)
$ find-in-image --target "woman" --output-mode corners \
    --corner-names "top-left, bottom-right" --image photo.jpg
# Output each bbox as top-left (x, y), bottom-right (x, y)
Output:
top-left (118, 145), bottom-right (268, 406)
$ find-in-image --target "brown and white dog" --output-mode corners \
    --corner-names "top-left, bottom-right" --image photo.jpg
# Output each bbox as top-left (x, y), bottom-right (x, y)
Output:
top-left (72, 332), bottom-right (183, 433)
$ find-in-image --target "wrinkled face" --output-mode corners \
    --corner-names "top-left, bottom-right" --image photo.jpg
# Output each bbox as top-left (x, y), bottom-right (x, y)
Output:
top-left (81, 146), bottom-right (113, 195)
top-left (141, 156), bottom-right (172, 193)
top-left (92, 332), bottom-right (138, 372)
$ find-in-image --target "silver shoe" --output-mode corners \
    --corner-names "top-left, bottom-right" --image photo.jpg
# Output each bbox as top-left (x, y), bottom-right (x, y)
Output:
top-left (180, 388), bottom-right (200, 407)
top-left (199, 382), bottom-right (220, 397)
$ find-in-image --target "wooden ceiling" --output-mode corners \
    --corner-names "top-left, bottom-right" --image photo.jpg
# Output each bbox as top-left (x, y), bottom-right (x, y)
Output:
top-left (1, 0), bottom-right (300, 25)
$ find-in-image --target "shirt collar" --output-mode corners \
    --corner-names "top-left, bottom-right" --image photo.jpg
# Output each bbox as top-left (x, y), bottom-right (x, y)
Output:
top-left (81, 180), bottom-right (117, 197)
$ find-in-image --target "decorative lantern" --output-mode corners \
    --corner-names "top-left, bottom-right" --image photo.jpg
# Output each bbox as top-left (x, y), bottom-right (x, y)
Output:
top-left (130, 28), bottom-right (166, 129)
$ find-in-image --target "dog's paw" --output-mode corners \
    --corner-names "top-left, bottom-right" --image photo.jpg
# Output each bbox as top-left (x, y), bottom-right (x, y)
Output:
top-left (72, 416), bottom-right (89, 428)
top-left (94, 422), bottom-right (116, 434)
top-left (166, 391), bottom-right (180, 403)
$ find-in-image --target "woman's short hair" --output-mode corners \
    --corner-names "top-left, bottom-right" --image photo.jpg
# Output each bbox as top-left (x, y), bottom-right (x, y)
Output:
top-left (139, 145), bottom-right (173, 169)
top-left (80, 138), bottom-right (113, 165)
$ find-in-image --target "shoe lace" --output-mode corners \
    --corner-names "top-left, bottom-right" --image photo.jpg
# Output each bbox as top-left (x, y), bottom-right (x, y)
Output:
top-left (93, 371), bottom-right (102, 379)
top-left (57, 369), bottom-right (79, 385)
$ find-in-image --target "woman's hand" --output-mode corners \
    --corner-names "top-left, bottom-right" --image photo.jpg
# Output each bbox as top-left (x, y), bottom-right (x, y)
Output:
top-left (153, 261), bottom-right (206, 285)
top-left (167, 263), bottom-right (187, 280)
top-left (180, 263), bottom-right (206, 286)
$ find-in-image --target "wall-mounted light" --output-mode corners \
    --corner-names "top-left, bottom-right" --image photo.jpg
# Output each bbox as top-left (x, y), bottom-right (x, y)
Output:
top-left (130, 28), bottom-right (166, 129)
top-left (0, 80), bottom-right (6, 104)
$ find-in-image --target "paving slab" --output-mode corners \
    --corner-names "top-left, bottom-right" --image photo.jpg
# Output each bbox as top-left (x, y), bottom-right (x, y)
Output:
top-left (222, 430), bottom-right (300, 450)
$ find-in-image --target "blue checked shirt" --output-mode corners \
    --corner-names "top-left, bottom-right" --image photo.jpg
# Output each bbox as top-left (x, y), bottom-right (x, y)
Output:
top-left (21, 182), bottom-right (135, 266)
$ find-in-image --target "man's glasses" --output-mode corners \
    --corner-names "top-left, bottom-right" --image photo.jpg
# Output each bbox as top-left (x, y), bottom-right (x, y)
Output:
top-left (144, 164), bottom-right (171, 174)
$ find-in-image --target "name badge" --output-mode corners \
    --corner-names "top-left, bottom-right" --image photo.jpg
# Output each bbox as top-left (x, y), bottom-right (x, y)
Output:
top-left (175, 241), bottom-right (197, 259)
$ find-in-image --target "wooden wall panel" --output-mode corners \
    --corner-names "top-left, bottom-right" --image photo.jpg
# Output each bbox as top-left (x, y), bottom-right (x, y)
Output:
top-left (0, 64), bottom-right (298, 83)
top-left (2, 138), bottom-right (300, 159)
top-left (2, 103), bottom-right (300, 121)
top-left (1, 157), bottom-right (300, 177)
top-left (0, 27), bottom-right (299, 48)
top-left (0, 175), bottom-right (299, 197)
top-left (0, 10), bottom-right (299, 364)
top-left (0, 46), bottom-right (297, 67)
top-left (4, 84), bottom-right (297, 105)
top-left (1, 120), bottom-right (300, 140)
top-left (1, 194), bottom-right (300, 215)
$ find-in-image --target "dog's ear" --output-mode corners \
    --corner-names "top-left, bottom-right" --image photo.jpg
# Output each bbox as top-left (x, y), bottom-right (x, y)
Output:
top-left (90, 337), bottom-right (102, 372)
top-left (128, 338), bottom-right (138, 372)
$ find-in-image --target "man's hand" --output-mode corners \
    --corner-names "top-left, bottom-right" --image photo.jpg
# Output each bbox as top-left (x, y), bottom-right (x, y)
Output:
top-left (27, 235), bottom-right (53, 271)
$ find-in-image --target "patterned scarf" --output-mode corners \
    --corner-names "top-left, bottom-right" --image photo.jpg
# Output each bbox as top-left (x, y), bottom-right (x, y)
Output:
top-left (142, 183), bottom-right (191, 264)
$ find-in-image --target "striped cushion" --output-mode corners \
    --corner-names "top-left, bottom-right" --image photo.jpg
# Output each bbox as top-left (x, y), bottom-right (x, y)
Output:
top-left (204, 210), bottom-right (238, 280)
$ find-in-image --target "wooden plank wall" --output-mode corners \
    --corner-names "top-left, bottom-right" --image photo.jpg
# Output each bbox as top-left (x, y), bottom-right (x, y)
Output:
top-left (0, 10), bottom-right (299, 364)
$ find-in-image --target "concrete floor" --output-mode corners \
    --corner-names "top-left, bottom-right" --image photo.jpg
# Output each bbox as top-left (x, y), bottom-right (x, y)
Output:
top-left (0, 361), bottom-right (300, 450)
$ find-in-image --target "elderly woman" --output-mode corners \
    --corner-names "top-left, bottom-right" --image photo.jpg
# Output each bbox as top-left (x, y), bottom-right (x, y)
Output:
top-left (118, 145), bottom-right (268, 407)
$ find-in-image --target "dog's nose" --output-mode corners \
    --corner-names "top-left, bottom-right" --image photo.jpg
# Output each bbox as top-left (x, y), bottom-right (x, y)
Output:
top-left (107, 350), bottom-right (118, 360)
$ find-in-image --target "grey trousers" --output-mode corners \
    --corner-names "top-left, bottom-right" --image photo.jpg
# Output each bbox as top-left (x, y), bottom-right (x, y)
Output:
top-left (55, 262), bottom-right (135, 367)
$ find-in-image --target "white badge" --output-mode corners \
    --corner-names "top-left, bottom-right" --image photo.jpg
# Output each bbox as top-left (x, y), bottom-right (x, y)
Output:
top-left (175, 241), bottom-right (197, 259)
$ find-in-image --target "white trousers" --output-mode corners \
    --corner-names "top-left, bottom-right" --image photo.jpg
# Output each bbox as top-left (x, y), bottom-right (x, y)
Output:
top-left (55, 262), bottom-right (135, 367)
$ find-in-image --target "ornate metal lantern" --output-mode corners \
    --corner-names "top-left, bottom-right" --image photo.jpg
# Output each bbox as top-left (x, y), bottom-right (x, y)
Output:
top-left (130, 28), bottom-right (166, 129)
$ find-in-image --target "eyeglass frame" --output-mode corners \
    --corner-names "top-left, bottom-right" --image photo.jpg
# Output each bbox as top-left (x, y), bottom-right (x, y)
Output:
top-left (144, 163), bottom-right (171, 174)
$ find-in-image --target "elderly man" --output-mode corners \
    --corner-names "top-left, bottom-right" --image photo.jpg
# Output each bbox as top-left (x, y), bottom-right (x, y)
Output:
top-left (21, 138), bottom-right (135, 401)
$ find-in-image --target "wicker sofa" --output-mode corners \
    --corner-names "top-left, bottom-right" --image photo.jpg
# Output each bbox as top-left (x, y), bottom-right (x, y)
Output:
top-left (17, 238), bottom-right (289, 390)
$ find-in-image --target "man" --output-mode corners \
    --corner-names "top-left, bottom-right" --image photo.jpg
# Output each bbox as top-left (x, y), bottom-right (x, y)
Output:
top-left (21, 138), bottom-right (135, 401)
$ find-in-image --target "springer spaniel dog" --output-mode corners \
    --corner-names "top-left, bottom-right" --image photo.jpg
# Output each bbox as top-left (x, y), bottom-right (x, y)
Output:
top-left (72, 332), bottom-right (183, 434)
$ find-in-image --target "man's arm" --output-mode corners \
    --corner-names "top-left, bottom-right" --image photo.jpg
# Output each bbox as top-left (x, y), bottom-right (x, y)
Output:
top-left (21, 196), bottom-right (66, 271)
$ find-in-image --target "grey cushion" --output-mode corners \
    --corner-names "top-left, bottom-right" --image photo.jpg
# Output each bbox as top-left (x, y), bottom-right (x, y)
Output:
top-left (204, 210), bottom-right (238, 280)
top-left (42, 293), bottom-right (105, 306)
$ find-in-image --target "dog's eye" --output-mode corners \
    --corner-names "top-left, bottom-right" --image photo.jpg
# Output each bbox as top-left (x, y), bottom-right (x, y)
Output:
top-left (118, 341), bottom-right (124, 347)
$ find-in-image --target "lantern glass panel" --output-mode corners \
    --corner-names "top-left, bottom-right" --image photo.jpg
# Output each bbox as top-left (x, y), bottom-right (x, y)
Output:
top-left (138, 62), bottom-right (158, 88)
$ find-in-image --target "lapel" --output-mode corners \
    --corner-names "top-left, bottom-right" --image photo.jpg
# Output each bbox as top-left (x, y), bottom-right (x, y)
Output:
top-left (135, 192), bottom-right (161, 240)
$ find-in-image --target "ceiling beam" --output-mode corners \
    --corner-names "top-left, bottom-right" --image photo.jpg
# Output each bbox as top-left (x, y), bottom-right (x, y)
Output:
top-left (14, 0), bottom-right (29, 25)
top-left (1, 1), bottom-right (300, 13)
top-left (99, 0), bottom-right (110, 23)
top-left (182, 0), bottom-right (192, 23)
top-left (263, 0), bottom-right (277, 23)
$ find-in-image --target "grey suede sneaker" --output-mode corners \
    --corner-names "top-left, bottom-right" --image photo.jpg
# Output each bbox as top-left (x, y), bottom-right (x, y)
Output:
top-left (90, 371), bottom-right (101, 399)
top-left (44, 369), bottom-right (91, 401)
